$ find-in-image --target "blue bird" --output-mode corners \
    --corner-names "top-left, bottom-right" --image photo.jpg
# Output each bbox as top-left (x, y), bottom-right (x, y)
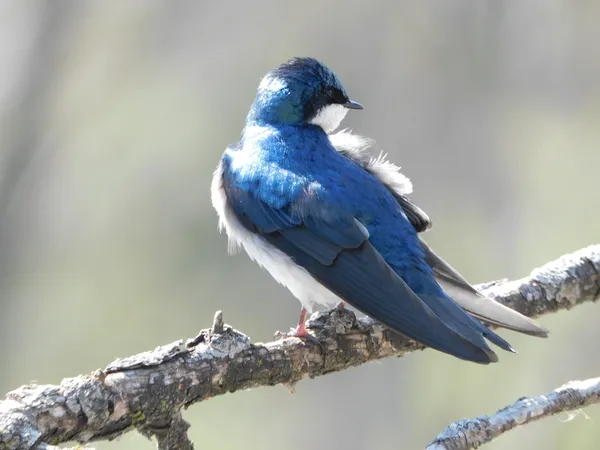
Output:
top-left (212, 57), bottom-right (548, 364)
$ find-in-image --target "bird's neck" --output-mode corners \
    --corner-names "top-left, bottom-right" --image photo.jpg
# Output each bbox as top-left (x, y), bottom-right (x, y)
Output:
top-left (246, 90), bottom-right (308, 127)
top-left (240, 122), bottom-right (333, 162)
top-left (243, 120), bottom-right (327, 141)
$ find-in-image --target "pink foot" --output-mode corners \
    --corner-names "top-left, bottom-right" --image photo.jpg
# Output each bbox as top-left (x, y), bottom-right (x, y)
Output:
top-left (286, 307), bottom-right (309, 337)
top-left (275, 308), bottom-right (316, 341)
top-left (290, 320), bottom-right (309, 337)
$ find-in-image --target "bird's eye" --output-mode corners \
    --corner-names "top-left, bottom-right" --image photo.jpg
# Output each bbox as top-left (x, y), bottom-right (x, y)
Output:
top-left (326, 87), bottom-right (347, 104)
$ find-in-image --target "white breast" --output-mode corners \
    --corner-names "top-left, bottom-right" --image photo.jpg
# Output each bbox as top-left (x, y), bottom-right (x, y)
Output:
top-left (211, 162), bottom-right (342, 312)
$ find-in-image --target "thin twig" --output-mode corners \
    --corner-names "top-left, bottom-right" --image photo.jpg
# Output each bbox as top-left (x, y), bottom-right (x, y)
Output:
top-left (428, 377), bottom-right (600, 450)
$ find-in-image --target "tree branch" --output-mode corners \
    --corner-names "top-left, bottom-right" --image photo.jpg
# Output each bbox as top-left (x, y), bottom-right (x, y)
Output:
top-left (1, 245), bottom-right (598, 450)
top-left (428, 377), bottom-right (600, 450)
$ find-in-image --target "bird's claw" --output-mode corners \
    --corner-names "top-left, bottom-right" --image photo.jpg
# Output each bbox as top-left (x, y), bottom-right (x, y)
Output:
top-left (274, 326), bottom-right (323, 350)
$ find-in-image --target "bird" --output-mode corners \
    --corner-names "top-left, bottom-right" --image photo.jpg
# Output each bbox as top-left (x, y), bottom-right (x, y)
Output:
top-left (211, 57), bottom-right (548, 364)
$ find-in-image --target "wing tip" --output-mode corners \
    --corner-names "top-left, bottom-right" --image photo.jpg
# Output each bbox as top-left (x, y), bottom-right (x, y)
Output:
top-left (473, 349), bottom-right (499, 364)
top-left (486, 350), bottom-right (499, 364)
top-left (438, 339), bottom-right (500, 364)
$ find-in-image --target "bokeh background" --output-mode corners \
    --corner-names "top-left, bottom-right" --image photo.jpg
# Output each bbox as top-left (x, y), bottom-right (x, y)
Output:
top-left (1, 1), bottom-right (599, 449)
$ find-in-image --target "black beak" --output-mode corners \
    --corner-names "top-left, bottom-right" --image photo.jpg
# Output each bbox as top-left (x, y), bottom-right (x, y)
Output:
top-left (343, 100), bottom-right (363, 110)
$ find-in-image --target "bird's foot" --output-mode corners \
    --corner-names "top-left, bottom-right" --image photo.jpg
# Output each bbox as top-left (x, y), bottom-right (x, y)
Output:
top-left (275, 322), bottom-right (310, 339)
top-left (275, 321), bottom-right (323, 347)
top-left (292, 321), bottom-right (310, 337)
top-left (274, 307), bottom-right (323, 350)
top-left (275, 307), bottom-right (311, 339)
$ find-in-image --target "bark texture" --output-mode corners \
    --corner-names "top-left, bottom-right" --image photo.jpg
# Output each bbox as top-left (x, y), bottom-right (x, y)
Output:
top-left (428, 377), bottom-right (600, 450)
top-left (0, 245), bottom-right (599, 450)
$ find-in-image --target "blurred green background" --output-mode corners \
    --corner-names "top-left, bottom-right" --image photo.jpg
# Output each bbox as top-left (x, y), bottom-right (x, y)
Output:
top-left (1, 1), bottom-right (599, 449)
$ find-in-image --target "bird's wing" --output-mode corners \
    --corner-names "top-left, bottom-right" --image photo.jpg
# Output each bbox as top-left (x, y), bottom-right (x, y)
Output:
top-left (419, 239), bottom-right (549, 337)
top-left (394, 194), bottom-right (432, 233)
top-left (224, 182), bottom-right (498, 363)
top-left (330, 134), bottom-right (547, 338)
top-left (330, 131), bottom-right (432, 232)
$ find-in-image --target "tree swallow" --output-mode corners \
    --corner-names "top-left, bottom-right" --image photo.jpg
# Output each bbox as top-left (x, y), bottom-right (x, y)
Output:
top-left (211, 57), bottom-right (547, 364)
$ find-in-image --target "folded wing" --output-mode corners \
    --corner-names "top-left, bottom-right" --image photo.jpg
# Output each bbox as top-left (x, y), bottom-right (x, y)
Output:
top-left (331, 135), bottom-right (548, 338)
top-left (224, 182), bottom-right (499, 364)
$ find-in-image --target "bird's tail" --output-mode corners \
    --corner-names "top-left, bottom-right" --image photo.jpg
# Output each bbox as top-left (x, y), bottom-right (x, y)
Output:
top-left (420, 239), bottom-right (549, 338)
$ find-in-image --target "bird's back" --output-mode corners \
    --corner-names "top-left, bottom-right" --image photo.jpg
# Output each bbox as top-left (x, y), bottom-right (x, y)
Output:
top-left (226, 124), bottom-right (436, 291)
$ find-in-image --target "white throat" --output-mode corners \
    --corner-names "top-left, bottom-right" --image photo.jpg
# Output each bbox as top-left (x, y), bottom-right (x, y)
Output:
top-left (309, 104), bottom-right (348, 134)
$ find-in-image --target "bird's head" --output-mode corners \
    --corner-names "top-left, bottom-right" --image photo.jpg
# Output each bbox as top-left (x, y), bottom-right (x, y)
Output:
top-left (247, 57), bottom-right (362, 133)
